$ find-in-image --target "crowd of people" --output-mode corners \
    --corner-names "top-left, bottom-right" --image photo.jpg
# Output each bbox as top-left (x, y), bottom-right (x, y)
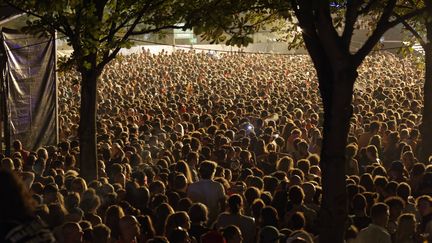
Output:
top-left (0, 48), bottom-right (430, 243)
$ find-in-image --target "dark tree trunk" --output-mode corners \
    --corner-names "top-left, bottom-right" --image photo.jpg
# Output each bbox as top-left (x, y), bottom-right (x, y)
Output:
top-left (79, 70), bottom-right (99, 182)
top-left (318, 66), bottom-right (357, 243)
top-left (420, 3), bottom-right (432, 163)
top-left (298, 23), bottom-right (355, 241)
top-left (299, 20), bottom-right (356, 241)
top-left (420, 44), bottom-right (432, 163)
top-left (291, 1), bottom-right (409, 241)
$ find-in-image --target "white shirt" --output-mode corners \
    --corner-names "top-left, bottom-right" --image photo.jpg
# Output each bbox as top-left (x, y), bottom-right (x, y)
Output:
top-left (187, 179), bottom-right (225, 223)
top-left (356, 223), bottom-right (391, 243)
top-left (215, 213), bottom-right (256, 243)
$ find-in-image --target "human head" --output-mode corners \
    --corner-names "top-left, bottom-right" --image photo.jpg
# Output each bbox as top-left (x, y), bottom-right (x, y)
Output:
top-left (396, 213), bottom-right (416, 239)
top-left (104, 205), bottom-right (125, 240)
top-left (227, 194), bottom-right (243, 215)
top-left (369, 121), bottom-right (381, 134)
top-left (370, 202), bottom-right (389, 227)
top-left (396, 182), bottom-right (411, 201)
top-left (416, 195), bottom-right (432, 217)
top-left (119, 215), bottom-right (141, 242)
top-left (288, 185), bottom-right (305, 205)
top-left (1, 158), bottom-right (14, 171)
top-left (92, 224), bottom-right (111, 243)
top-left (12, 140), bottom-right (23, 151)
top-left (62, 222), bottom-right (84, 243)
top-left (384, 196), bottom-right (405, 221)
top-left (222, 225), bottom-right (243, 243)
top-left (71, 177), bottom-right (88, 195)
top-left (260, 206), bottom-right (279, 228)
top-left (168, 227), bottom-right (191, 243)
top-left (0, 169), bottom-right (35, 221)
top-left (43, 183), bottom-right (59, 204)
top-left (290, 211), bottom-right (306, 231)
top-left (188, 203), bottom-right (208, 224)
top-left (346, 144), bottom-right (358, 159)
top-left (352, 193), bottom-right (367, 213)
top-left (259, 226), bottom-right (284, 243)
top-left (36, 147), bottom-right (48, 161)
top-left (79, 188), bottom-right (101, 214)
top-left (199, 160), bottom-right (217, 180)
top-left (165, 211), bottom-right (191, 237)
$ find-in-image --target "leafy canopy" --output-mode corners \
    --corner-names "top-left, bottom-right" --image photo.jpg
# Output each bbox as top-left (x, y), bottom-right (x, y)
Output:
top-left (6, 0), bottom-right (198, 71)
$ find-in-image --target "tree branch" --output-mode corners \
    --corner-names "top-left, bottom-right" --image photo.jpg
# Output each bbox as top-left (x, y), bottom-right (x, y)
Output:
top-left (4, 0), bottom-right (68, 36)
top-left (291, 0), bottom-right (325, 70)
top-left (342, 0), bottom-right (362, 47)
top-left (96, 0), bottom-right (166, 70)
top-left (96, 1), bottom-right (155, 70)
top-left (130, 25), bottom-right (186, 35)
top-left (225, 12), bottom-right (279, 34)
top-left (395, 13), bottom-right (426, 47)
top-left (387, 7), bottom-right (425, 28)
top-left (358, 0), bottom-right (379, 15)
top-left (94, 0), bottom-right (109, 21)
top-left (100, 1), bottom-right (155, 43)
top-left (353, 0), bottom-right (397, 67)
top-left (104, 0), bottom-right (121, 44)
top-left (315, 0), bottom-right (346, 60)
top-left (354, 6), bottom-right (424, 66)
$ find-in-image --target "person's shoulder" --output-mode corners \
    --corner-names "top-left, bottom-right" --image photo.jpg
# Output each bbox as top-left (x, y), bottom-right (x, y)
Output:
top-left (301, 204), bottom-right (317, 214)
top-left (218, 212), bottom-right (230, 217)
top-left (241, 215), bottom-right (255, 223)
top-left (425, 219), bottom-right (432, 231)
top-left (187, 182), bottom-right (199, 191)
top-left (189, 180), bottom-right (199, 186)
top-left (368, 224), bottom-right (390, 236)
top-left (207, 180), bottom-right (224, 188)
top-left (5, 217), bottom-right (55, 243)
top-left (215, 212), bottom-right (230, 222)
top-left (358, 224), bottom-right (371, 233)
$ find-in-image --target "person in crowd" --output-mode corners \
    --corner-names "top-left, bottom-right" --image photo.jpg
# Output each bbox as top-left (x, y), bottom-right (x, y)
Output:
top-left (222, 225), bottom-right (243, 243)
top-left (188, 203), bottom-right (210, 240)
top-left (104, 205), bottom-right (125, 241)
top-left (214, 194), bottom-right (256, 243)
top-left (62, 222), bottom-right (84, 243)
top-left (394, 213), bottom-right (417, 243)
top-left (164, 211), bottom-right (191, 238)
top-left (0, 169), bottom-right (55, 242)
top-left (417, 195), bottom-right (432, 242)
top-left (258, 226), bottom-right (284, 243)
top-left (384, 196), bottom-right (405, 236)
top-left (92, 224), bottom-right (111, 243)
top-left (168, 227), bottom-right (192, 243)
top-left (359, 122), bottom-right (381, 149)
top-left (118, 215), bottom-right (141, 243)
top-left (350, 193), bottom-right (371, 230)
top-left (187, 160), bottom-right (226, 223)
top-left (356, 203), bottom-right (391, 243)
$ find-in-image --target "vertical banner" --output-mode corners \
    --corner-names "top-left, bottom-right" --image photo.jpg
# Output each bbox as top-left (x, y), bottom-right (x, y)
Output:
top-left (1, 28), bottom-right (58, 152)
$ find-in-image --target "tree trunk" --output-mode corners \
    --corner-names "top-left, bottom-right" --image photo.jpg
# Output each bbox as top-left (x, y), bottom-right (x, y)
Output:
top-left (420, 44), bottom-right (432, 163)
top-left (299, 26), bottom-right (355, 241)
top-left (420, 4), bottom-right (432, 163)
top-left (79, 70), bottom-right (98, 182)
top-left (318, 67), bottom-right (357, 243)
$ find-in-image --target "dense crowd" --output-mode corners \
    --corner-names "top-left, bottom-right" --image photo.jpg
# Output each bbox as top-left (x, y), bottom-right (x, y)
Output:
top-left (0, 49), bottom-right (430, 243)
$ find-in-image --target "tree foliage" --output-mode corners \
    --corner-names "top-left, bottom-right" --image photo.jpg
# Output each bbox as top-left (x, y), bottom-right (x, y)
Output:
top-left (394, 0), bottom-right (428, 49)
top-left (6, 0), bottom-right (197, 73)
